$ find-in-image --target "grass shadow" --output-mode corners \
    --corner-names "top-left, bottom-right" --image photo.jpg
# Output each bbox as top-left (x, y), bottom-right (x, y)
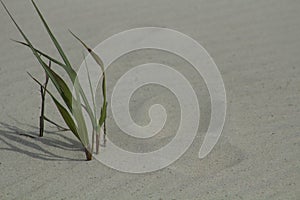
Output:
top-left (0, 122), bottom-right (85, 161)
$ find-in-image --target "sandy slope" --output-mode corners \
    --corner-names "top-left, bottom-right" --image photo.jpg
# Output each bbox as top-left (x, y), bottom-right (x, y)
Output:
top-left (0, 0), bottom-right (299, 199)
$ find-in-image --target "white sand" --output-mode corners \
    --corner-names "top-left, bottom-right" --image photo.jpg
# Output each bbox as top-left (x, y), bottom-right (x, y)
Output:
top-left (0, 0), bottom-right (299, 199)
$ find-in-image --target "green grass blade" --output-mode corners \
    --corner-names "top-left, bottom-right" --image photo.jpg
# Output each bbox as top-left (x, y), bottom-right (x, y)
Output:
top-left (30, 0), bottom-right (73, 72)
top-left (99, 77), bottom-right (107, 126)
top-left (29, 72), bottom-right (89, 147)
top-left (28, 73), bottom-right (80, 141)
top-left (69, 31), bottom-right (105, 72)
top-left (30, 1), bottom-right (95, 126)
top-left (83, 52), bottom-right (96, 122)
top-left (98, 102), bottom-right (107, 127)
top-left (29, 1), bottom-right (96, 126)
top-left (46, 67), bottom-right (74, 111)
top-left (12, 39), bottom-right (66, 67)
top-left (1, 0), bottom-right (74, 111)
top-left (3, 0), bottom-right (92, 158)
top-left (72, 81), bottom-right (89, 147)
top-left (69, 31), bottom-right (108, 129)
top-left (38, 65), bottom-right (89, 145)
top-left (83, 52), bottom-right (97, 152)
top-left (52, 97), bottom-right (79, 140)
top-left (5, 3), bottom-right (94, 125)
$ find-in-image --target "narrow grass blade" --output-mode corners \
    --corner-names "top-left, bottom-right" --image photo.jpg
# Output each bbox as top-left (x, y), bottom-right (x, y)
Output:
top-left (12, 39), bottom-right (66, 67)
top-left (83, 52), bottom-right (96, 121)
top-left (99, 102), bottom-right (107, 127)
top-left (16, 37), bottom-right (96, 125)
top-left (72, 81), bottom-right (89, 147)
top-left (30, 0), bottom-right (73, 72)
top-left (83, 52), bottom-right (97, 152)
top-left (70, 31), bottom-right (109, 149)
top-left (69, 31), bottom-right (104, 72)
top-left (3, 0), bottom-right (92, 159)
top-left (69, 31), bottom-right (107, 127)
top-left (30, 1), bottom-right (95, 126)
top-left (46, 66), bottom-right (74, 111)
top-left (20, 0), bottom-right (97, 125)
top-left (30, 72), bottom-right (89, 147)
top-left (99, 76), bottom-right (107, 126)
top-left (1, 0), bottom-right (74, 112)
top-left (52, 96), bottom-right (80, 140)
top-left (31, 0), bottom-right (94, 126)
top-left (28, 73), bottom-right (80, 141)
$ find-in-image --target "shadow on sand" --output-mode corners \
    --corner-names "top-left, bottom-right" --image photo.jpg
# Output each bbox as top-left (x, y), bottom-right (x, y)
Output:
top-left (0, 122), bottom-right (85, 161)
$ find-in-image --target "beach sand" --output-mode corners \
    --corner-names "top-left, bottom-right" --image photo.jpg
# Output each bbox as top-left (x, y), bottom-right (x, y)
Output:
top-left (0, 0), bottom-right (299, 199)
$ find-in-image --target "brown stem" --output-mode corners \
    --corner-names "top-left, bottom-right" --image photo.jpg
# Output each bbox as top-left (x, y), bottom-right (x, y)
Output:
top-left (39, 116), bottom-right (44, 136)
top-left (39, 60), bottom-right (51, 137)
top-left (39, 85), bottom-right (45, 137)
top-left (84, 147), bottom-right (92, 161)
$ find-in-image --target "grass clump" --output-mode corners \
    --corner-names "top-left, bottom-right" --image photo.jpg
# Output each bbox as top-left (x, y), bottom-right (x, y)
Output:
top-left (1, 0), bottom-right (107, 160)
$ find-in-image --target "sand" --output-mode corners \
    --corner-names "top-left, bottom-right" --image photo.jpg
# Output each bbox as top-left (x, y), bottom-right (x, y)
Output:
top-left (0, 0), bottom-right (299, 199)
